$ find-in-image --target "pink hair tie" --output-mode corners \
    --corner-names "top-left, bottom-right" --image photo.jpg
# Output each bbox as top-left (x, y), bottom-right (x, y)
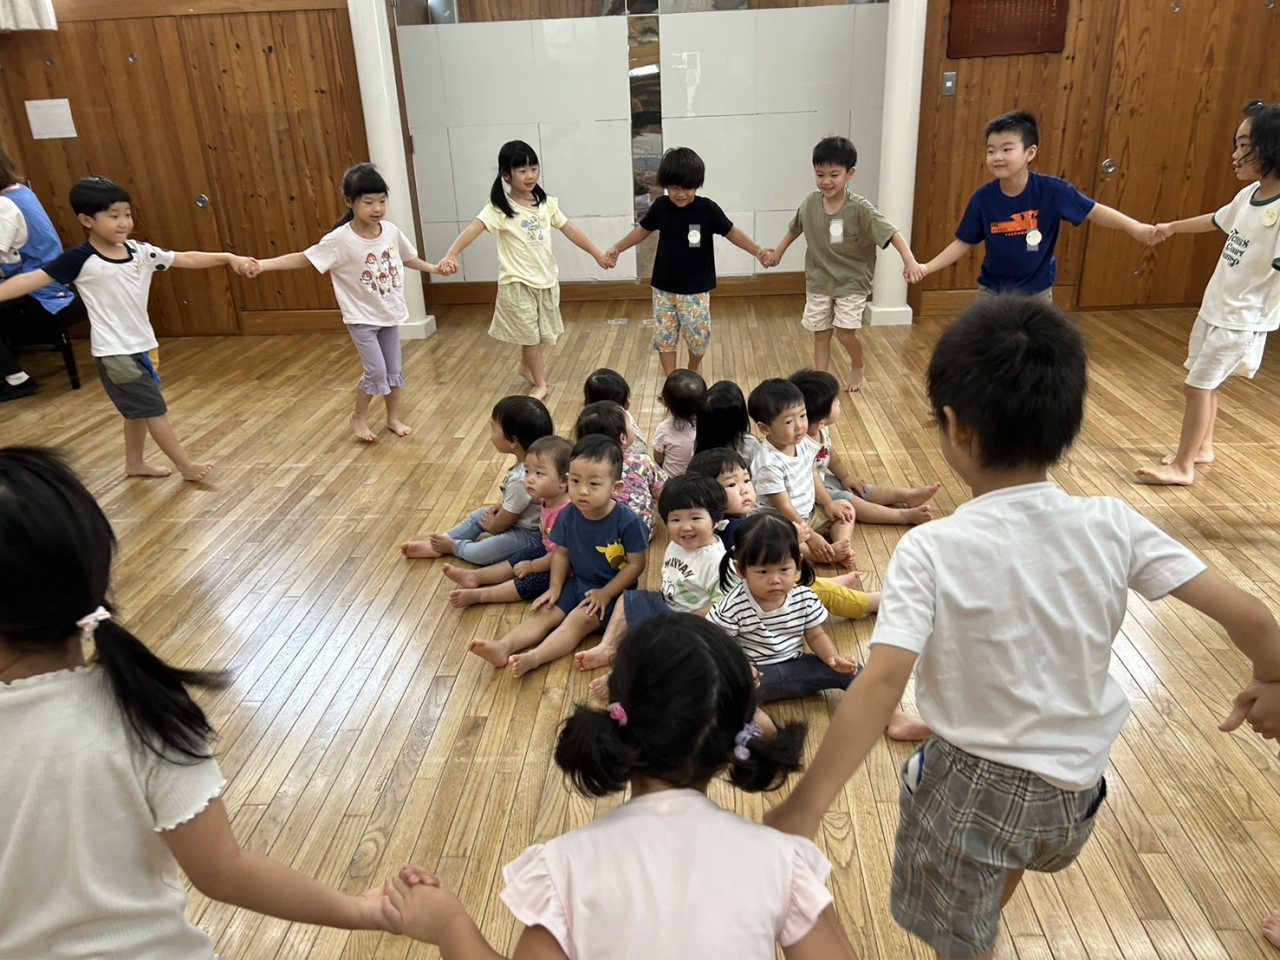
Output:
top-left (75, 606), bottom-right (111, 638)
top-left (733, 721), bottom-right (764, 762)
top-left (607, 702), bottom-right (628, 726)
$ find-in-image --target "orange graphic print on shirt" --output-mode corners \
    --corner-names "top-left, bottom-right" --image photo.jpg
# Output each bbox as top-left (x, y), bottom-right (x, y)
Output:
top-left (989, 210), bottom-right (1040, 237)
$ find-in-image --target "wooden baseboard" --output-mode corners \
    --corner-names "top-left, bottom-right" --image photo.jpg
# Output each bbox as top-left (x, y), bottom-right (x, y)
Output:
top-left (239, 309), bottom-right (345, 335)
top-left (425, 273), bottom-right (808, 306)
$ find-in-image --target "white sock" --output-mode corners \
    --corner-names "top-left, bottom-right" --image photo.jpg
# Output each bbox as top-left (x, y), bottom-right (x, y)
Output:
top-left (5, 372), bottom-right (29, 386)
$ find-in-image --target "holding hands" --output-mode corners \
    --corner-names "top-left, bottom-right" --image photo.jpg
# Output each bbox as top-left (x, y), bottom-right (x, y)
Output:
top-left (903, 259), bottom-right (928, 284)
top-left (757, 247), bottom-right (779, 269)
top-left (438, 255), bottom-right (460, 276)
top-left (1149, 222), bottom-right (1175, 245)
top-left (230, 255), bottom-right (260, 278)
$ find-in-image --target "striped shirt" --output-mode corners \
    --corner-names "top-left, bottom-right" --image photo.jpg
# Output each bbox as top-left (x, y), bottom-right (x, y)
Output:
top-left (706, 583), bottom-right (827, 666)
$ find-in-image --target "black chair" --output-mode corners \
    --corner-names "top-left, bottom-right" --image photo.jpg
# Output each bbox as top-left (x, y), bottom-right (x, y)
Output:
top-left (0, 293), bottom-right (88, 389)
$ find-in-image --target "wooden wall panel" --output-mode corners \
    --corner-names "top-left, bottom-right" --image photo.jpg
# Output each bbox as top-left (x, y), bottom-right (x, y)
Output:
top-left (910, 0), bottom-right (1120, 294)
top-left (52, 0), bottom-right (347, 20)
top-left (0, 94), bottom-right (28, 176)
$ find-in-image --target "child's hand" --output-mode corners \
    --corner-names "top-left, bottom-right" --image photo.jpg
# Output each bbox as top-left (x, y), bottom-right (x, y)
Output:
top-left (757, 248), bottom-right (776, 268)
top-left (903, 259), bottom-right (926, 283)
top-left (379, 874), bottom-right (469, 944)
top-left (794, 519), bottom-right (813, 543)
top-left (532, 589), bottom-right (559, 612)
top-left (827, 653), bottom-right (859, 675)
top-left (230, 255), bottom-right (258, 278)
top-left (1150, 223), bottom-right (1174, 245)
top-left (807, 533), bottom-right (836, 563)
top-left (1221, 680), bottom-right (1280, 739)
top-left (595, 251), bottom-right (615, 270)
top-left (513, 560), bottom-right (534, 579)
top-left (604, 246), bottom-right (620, 268)
top-left (579, 589), bottom-right (611, 620)
top-left (843, 476), bottom-right (868, 498)
top-left (1129, 221), bottom-right (1157, 243)
top-left (440, 255), bottom-right (459, 276)
top-left (750, 664), bottom-right (762, 689)
top-left (478, 506), bottom-right (501, 532)
top-left (827, 500), bottom-right (855, 524)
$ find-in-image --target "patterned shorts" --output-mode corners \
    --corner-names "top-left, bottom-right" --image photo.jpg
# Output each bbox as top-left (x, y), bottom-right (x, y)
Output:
top-left (801, 291), bottom-right (867, 332)
top-left (490, 281), bottom-right (563, 347)
top-left (651, 288), bottom-right (711, 355)
top-left (890, 737), bottom-right (1107, 957)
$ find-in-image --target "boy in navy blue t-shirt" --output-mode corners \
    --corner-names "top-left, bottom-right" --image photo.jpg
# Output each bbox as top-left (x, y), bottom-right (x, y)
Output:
top-left (911, 111), bottom-right (1154, 298)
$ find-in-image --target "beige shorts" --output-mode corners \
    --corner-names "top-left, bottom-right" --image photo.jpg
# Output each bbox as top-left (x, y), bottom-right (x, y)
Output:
top-left (808, 505), bottom-right (832, 536)
top-left (489, 281), bottom-right (563, 347)
top-left (1183, 316), bottom-right (1267, 390)
top-left (801, 292), bottom-right (867, 332)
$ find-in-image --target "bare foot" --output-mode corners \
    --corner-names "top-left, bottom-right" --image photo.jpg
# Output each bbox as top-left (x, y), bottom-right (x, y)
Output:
top-left (401, 539), bottom-right (445, 559)
top-left (832, 540), bottom-right (856, 569)
top-left (753, 707), bottom-right (777, 738)
top-left (508, 651), bottom-right (543, 678)
top-left (518, 364), bottom-right (535, 385)
top-left (351, 415), bottom-right (378, 442)
top-left (529, 383), bottom-right (550, 402)
top-left (1160, 450), bottom-right (1213, 465)
top-left (901, 483), bottom-right (941, 508)
top-left (1263, 910), bottom-right (1280, 948)
top-left (588, 672), bottom-right (611, 699)
top-left (887, 710), bottom-right (932, 741)
top-left (388, 419), bottom-right (414, 438)
top-left (1135, 463), bottom-right (1195, 486)
top-left (449, 588), bottom-right (483, 609)
top-left (899, 505), bottom-right (934, 525)
top-left (828, 570), bottom-right (865, 590)
top-left (443, 564), bottom-right (480, 589)
top-left (574, 643), bottom-right (616, 672)
top-left (468, 638), bottom-right (509, 667)
top-left (428, 533), bottom-right (456, 555)
top-left (126, 462), bottom-right (172, 478)
top-left (844, 376), bottom-right (864, 394)
top-left (180, 463), bottom-right (216, 484)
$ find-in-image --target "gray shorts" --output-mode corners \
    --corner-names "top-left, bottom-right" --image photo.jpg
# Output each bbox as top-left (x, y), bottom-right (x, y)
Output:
top-left (890, 737), bottom-right (1106, 957)
top-left (95, 353), bottom-right (166, 419)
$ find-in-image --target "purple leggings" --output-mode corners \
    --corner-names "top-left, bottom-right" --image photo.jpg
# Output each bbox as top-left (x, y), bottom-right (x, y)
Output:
top-left (348, 322), bottom-right (404, 396)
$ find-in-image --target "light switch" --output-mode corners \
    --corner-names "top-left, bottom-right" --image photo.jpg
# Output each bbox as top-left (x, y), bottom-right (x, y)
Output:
top-left (942, 71), bottom-right (957, 97)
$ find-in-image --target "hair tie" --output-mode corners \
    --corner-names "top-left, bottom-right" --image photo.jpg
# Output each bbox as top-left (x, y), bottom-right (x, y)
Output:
top-left (732, 720), bottom-right (764, 762)
top-left (606, 702), bottom-right (628, 726)
top-left (75, 606), bottom-right (111, 638)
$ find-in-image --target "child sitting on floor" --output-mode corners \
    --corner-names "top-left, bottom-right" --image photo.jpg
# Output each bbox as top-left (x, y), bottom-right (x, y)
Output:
top-left (402, 396), bottom-right (552, 563)
top-left (584, 367), bottom-right (648, 455)
top-left (443, 435), bottom-right (572, 608)
top-left (692, 379), bottom-right (762, 463)
top-left (576, 401), bottom-right (666, 536)
top-left (651, 369), bottom-right (704, 477)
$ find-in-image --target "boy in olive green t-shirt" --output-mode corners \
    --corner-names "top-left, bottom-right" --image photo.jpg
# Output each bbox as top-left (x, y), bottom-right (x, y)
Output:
top-left (764, 137), bottom-right (922, 393)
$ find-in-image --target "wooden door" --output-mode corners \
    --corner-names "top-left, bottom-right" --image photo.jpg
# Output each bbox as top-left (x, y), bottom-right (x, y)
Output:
top-left (179, 9), bottom-right (370, 331)
top-left (0, 19), bottom-right (238, 336)
top-left (1077, 0), bottom-right (1280, 308)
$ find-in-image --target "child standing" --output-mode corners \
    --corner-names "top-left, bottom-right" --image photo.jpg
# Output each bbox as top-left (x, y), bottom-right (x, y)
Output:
top-left (584, 367), bottom-right (648, 455)
top-left (912, 111), bottom-right (1153, 297)
top-left (250, 163), bottom-right (444, 442)
top-left (789, 369), bottom-right (939, 525)
top-left (444, 435), bottom-right (572, 608)
top-left (381, 614), bottom-right (855, 959)
top-left (766, 296), bottom-right (1280, 960)
top-left (441, 140), bottom-right (613, 401)
top-left (605, 147), bottom-right (766, 375)
top-left (576, 401), bottom-right (667, 536)
top-left (749, 378), bottom-right (856, 567)
top-left (651, 368), bottom-right (704, 477)
top-left (401, 396), bottom-right (551, 562)
top-left (469, 436), bottom-right (649, 678)
top-left (0, 178), bottom-right (251, 483)
top-left (692, 379), bottom-right (762, 463)
top-left (0, 448), bottom-right (404, 957)
top-left (763, 137), bottom-right (922, 393)
top-left (1136, 100), bottom-right (1280, 486)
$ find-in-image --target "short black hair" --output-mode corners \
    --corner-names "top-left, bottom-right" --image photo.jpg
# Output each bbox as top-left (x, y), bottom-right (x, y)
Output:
top-left (658, 472), bottom-right (727, 524)
top-left (584, 368), bottom-right (630, 407)
top-left (661, 369), bottom-right (706, 426)
top-left (657, 146), bottom-right (705, 190)
top-left (747, 379), bottom-right (806, 428)
top-left (720, 509), bottom-right (815, 593)
top-left (984, 110), bottom-right (1040, 149)
top-left (527, 435), bottom-right (573, 477)
top-left (789, 369), bottom-right (840, 425)
top-left (570, 434), bottom-right (623, 482)
top-left (688, 447), bottom-right (751, 481)
top-left (575, 401), bottom-right (628, 446)
top-left (492, 395), bottom-right (553, 453)
top-left (70, 177), bottom-right (131, 217)
top-left (693, 381), bottom-right (751, 455)
top-left (927, 293), bottom-right (1086, 471)
top-left (1244, 99), bottom-right (1280, 179)
top-left (812, 136), bottom-right (857, 170)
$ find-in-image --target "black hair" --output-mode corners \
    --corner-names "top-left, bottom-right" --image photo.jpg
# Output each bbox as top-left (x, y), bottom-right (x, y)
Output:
top-left (747, 378), bottom-right (807, 428)
top-left (656, 146), bottom-right (706, 190)
top-left (575, 401), bottom-right (628, 447)
top-left (555, 614), bottom-right (805, 795)
top-left (688, 447), bottom-right (750, 481)
top-left (789, 369), bottom-right (840, 425)
top-left (70, 177), bottom-right (131, 218)
top-left (570, 434), bottom-right (624, 483)
top-left (719, 509), bottom-right (815, 593)
top-left (527, 435), bottom-right (572, 478)
top-left (333, 162), bottom-right (390, 229)
top-left (492, 395), bottom-right (553, 454)
top-left (812, 136), bottom-right (857, 170)
top-left (927, 293), bottom-right (1086, 470)
top-left (1243, 100), bottom-right (1280, 179)
top-left (0, 147), bottom-right (21, 191)
top-left (583, 368), bottom-right (631, 407)
top-left (657, 472), bottom-right (727, 524)
top-left (693, 381), bottom-right (751, 455)
top-left (0, 447), bottom-right (227, 762)
top-left (661, 369), bottom-right (706, 426)
top-left (490, 140), bottom-right (548, 219)
top-left (984, 110), bottom-right (1040, 149)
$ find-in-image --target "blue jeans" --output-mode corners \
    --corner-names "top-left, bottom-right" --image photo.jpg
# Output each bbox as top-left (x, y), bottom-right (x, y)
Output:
top-left (447, 507), bottom-right (543, 565)
top-left (757, 654), bottom-right (855, 702)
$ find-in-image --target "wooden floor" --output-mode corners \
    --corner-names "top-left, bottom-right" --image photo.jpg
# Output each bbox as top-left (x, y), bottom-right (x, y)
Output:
top-left (4, 296), bottom-right (1280, 959)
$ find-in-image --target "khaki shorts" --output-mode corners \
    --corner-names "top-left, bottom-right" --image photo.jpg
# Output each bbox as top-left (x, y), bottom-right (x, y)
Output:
top-left (808, 505), bottom-right (832, 536)
top-left (801, 291), bottom-right (867, 332)
top-left (489, 281), bottom-right (563, 347)
top-left (1184, 315), bottom-right (1267, 390)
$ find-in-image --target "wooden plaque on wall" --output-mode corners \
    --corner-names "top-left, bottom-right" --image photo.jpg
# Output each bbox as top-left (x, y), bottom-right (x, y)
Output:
top-left (947, 0), bottom-right (1069, 59)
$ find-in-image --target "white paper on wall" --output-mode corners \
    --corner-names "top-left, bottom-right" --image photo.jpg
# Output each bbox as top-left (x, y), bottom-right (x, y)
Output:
top-left (25, 99), bottom-right (77, 139)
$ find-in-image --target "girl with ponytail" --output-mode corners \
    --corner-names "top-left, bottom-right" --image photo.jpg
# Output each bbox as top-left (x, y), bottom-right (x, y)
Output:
top-left (0, 447), bottom-right (399, 957)
top-left (377, 614), bottom-right (858, 959)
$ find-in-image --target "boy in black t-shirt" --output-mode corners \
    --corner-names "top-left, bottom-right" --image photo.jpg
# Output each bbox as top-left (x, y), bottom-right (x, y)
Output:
top-left (606, 148), bottom-right (766, 376)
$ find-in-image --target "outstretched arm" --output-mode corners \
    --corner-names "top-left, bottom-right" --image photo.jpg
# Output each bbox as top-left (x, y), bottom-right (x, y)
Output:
top-left (440, 220), bottom-right (487, 275)
top-left (725, 225), bottom-right (763, 259)
top-left (916, 238), bottom-right (973, 281)
top-left (253, 252), bottom-right (312, 274)
top-left (888, 231), bottom-right (924, 282)
top-left (171, 251), bottom-right (256, 275)
top-left (604, 225), bottom-right (651, 269)
top-left (761, 228), bottom-right (801, 268)
top-left (1153, 212), bottom-right (1218, 242)
top-left (1086, 203), bottom-right (1155, 243)
top-left (560, 221), bottom-right (613, 270)
top-left (404, 256), bottom-right (445, 275)
top-left (0, 269), bottom-right (54, 303)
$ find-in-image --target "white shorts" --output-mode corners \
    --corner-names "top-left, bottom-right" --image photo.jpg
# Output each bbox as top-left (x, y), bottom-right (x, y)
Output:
top-left (801, 292), bottom-right (867, 332)
top-left (1183, 316), bottom-right (1267, 390)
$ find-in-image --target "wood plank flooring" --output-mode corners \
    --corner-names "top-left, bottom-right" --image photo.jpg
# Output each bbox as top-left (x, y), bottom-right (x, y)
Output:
top-left (3, 296), bottom-right (1280, 959)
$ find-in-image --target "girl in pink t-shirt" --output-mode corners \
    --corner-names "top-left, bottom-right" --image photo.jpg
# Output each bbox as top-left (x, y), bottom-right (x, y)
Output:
top-left (376, 614), bottom-right (856, 960)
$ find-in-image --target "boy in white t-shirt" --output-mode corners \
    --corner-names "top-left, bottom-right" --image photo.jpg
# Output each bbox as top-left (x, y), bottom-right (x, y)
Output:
top-left (1138, 100), bottom-right (1280, 486)
top-left (0, 177), bottom-right (254, 482)
top-left (767, 295), bottom-right (1280, 960)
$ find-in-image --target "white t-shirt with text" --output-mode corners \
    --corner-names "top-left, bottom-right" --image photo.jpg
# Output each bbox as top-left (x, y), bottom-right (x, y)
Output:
top-left (660, 539), bottom-right (727, 613)
top-left (1200, 183), bottom-right (1280, 332)
top-left (305, 220), bottom-right (418, 327)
